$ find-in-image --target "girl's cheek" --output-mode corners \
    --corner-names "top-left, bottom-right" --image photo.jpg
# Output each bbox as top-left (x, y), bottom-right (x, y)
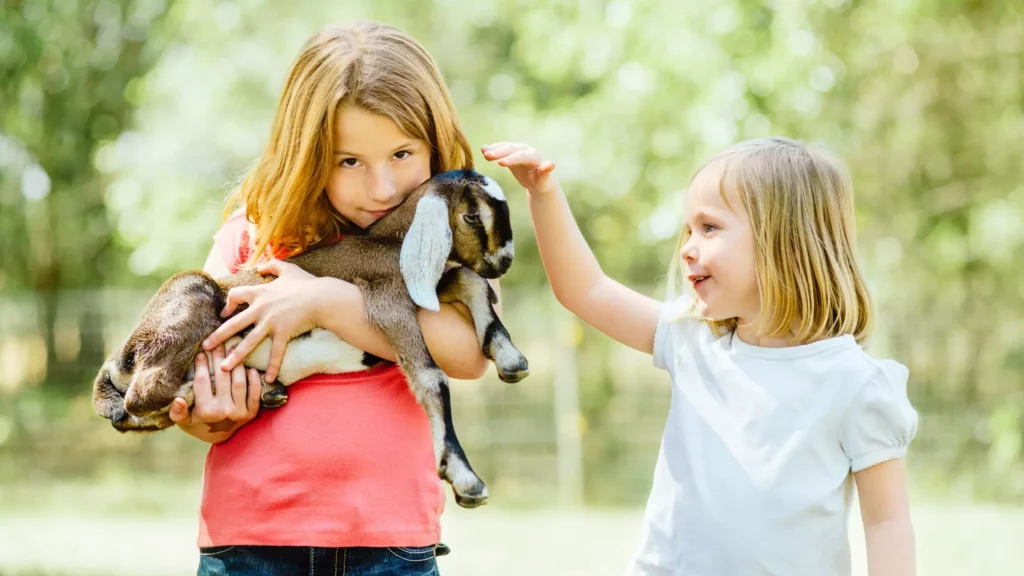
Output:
top-left (400, 165), bottom-right (431, 196)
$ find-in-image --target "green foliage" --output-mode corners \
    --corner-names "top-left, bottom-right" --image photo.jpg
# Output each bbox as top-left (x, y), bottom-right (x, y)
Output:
top-left (0, 0), bottom-right (179, 391)
top-left (1, 0), bottom-right (1022, 502)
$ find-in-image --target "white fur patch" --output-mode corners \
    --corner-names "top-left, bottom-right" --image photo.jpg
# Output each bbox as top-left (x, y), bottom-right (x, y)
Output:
top-left (407, 367), bottom-right (446, 465)
top-left (490, 330), bottom-right (523, 370)
top-left (465, 286), bottom-right (494, 345)
top-left (447, 455), bottom-right (486, 498)
top-left (107, 361), bottom-right (129, 393)
top-left (485, 240), bottom-right (514, 270)
top-left (400, 195), bottom-right (452, 312)
top-left (240, 329), bottom-right (366, 385)
top-left (481, 176), bottom-right (505, 200)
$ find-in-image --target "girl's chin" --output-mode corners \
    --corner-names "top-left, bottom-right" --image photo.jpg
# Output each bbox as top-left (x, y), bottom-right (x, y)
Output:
top-left (695, 300), bottom-right (734, 322)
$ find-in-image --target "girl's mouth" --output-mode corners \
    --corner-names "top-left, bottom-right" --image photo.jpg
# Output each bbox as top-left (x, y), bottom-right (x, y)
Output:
top-left (366, 208), bottom-right (394, 220)
top-left (689, 275), bottom-right (710, 288)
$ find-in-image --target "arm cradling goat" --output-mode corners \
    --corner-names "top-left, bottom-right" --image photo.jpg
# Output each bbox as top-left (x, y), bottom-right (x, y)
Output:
top-left (91, 169), bottom-right (529, 508)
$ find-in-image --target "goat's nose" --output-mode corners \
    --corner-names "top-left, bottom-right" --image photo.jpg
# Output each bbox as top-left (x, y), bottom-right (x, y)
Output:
top-left (111, 409), bottom-right (128, 429)
top-left (476, 261), bottom-right (498, 278)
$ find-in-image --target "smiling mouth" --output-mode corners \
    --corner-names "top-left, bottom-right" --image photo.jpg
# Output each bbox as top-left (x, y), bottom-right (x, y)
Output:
top-left (367, 208), bottom-right (394, 219)
top-left (689, 275), bottom-right (710, 288)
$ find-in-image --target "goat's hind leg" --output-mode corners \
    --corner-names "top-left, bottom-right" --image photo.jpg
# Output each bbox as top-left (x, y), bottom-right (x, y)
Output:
top-left (437, 266), bottom-right (529, 383)
top-left (357, 278), bottom-right (488, 508)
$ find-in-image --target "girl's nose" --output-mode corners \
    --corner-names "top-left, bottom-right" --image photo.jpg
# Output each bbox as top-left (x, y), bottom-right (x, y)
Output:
top-left (368, 167), bottom-right (398, 204)
top-left (680, 236), bottom-right (698, 263)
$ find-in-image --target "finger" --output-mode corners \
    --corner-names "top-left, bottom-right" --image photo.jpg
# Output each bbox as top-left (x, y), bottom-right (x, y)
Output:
top-left (230, 360), bottom-right (248, 412)
top-left (481, 141), bottom-right (512, 152)
top-left (497, 149), bottom-right (543, 168)
top-left (221, 325), bottom-right (267, 372)
top-left (245, 368), bottom-right (261, 417)
top-left (169, 397), bottom-right (192, 425)
top-left (192, 353), bottom-right (214, 406)
top-left (539, 160), bottom-right (556, 173)
top-left (483, 143), bottom-right (529, 160)
top-left (255, 258), bottom-right (284, 277)
top-left (263, 336), bottom-right (288, 384)
top-left (204, 308), bottom-right (257, 350)
top-left (482, 142), bottom-right (529, 160)
top-left (220, 285), bottom-right (257, 318)
top-left (211, 345), bottom-right (231, 400)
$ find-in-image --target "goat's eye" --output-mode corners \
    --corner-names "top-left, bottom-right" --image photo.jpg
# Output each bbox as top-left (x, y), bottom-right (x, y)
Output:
top-left (462, 213), bottom-right (480, 225)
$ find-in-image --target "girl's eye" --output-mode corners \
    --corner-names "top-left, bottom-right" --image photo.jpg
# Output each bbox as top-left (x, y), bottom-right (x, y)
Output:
top-left (703, 224), bottom-right (718, 234)
top-left (394, 150), bottom-right (412, 160)
top-left (339, 158), bottom-right (359, 168)
top-left (462, 213), bottom-right (480, 225)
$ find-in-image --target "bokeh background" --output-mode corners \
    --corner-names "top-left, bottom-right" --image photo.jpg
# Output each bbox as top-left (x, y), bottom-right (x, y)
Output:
top-left (2, 0), bottom-right (1023, 574)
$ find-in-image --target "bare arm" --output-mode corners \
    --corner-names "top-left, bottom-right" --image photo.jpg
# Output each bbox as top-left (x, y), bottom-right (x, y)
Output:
top-left (856, 458), bottom-right (917, 576)
top-left (312, 276), bottom-right (492, 380)
top-left (484, 142), bottom-right (660, 354)
top-left (203, 249), bottom-right (492, 383)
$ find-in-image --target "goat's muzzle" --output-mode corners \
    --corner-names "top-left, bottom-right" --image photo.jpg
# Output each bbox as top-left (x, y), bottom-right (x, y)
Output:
top-left (473, 256), bottom-right (510, 279)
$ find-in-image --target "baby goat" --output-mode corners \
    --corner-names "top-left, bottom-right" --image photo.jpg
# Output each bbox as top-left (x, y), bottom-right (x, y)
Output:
top-left (92, 169), bottom-right (529, 508)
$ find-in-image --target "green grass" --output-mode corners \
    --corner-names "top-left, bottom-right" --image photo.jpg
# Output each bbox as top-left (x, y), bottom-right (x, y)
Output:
top-left (1, 480), bottom-right (1022, 575)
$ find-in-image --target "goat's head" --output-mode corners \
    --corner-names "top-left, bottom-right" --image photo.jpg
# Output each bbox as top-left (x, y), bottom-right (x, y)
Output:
top-left (93, 342), bottom-right (177, 432)
top-left (398, 169), bottom-right (514, 312)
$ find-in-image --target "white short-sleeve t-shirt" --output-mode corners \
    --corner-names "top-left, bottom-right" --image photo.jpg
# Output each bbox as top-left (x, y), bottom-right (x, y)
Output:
top-left (628, 300), bottom-right (919, 576)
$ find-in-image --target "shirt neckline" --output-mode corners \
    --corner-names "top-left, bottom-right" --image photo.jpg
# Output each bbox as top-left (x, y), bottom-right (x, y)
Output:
top-left (727, 331), bottom-right (857, 359)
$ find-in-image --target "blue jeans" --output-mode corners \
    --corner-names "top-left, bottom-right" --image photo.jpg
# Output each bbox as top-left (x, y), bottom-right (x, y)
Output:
top-left (198, 545), bottom-right (446, 576)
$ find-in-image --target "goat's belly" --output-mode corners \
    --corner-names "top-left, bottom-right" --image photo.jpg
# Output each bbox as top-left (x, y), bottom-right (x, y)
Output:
top-left (231, 328), bottom-right (369, 385)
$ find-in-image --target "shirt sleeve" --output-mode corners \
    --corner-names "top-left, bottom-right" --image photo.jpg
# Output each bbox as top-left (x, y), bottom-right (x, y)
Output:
top-left (212, 209), bottom-right (252, 274)
top-left (840, 359), bottom-right (920, 473)
top-left (653, 298), bottom-right (692, 371)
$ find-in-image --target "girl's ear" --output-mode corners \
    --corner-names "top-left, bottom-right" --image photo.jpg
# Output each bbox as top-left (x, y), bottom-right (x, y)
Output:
top-left (399, 194), bottom-right (452, 311)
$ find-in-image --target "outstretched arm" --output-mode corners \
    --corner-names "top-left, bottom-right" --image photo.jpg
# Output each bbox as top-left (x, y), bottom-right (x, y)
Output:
top-left (483, 143), bottom-right (660, 354)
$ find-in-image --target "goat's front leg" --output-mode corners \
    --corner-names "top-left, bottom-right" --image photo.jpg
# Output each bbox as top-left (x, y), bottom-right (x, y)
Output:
top-left (356, 277), bottom-right (488, 508)
top-left (437, 266), bottom-right (529, 383)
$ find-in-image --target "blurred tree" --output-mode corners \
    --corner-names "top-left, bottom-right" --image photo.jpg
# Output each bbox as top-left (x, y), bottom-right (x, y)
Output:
top-left (1, 0), bottom-right (1022, 501)
top-left (0, 0), bottom-right (179, 393)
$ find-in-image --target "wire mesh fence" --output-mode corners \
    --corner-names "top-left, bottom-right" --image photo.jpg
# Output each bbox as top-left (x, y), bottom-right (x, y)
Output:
top-left (0, 286), bottom-right (1019, 505)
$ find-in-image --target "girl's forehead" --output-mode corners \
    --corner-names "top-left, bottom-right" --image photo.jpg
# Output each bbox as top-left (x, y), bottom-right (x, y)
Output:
top-left (332, 106), bottom-right (419, 153)
top-left (684, 163), bottom-right (734, 213)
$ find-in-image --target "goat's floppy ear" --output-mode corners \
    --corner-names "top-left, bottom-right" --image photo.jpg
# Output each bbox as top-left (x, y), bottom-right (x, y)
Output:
top-left (400, 194), bottom-right (452, 312)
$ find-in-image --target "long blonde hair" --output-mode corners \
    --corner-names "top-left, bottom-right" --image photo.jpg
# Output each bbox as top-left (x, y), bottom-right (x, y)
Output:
top-left (226, 21), bottom-right (474, 262)
top-left (668, 137), bottom-right (874, 344)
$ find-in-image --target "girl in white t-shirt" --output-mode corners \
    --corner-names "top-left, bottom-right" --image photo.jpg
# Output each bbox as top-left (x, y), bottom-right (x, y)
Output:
top-left (483, 136), bottom-right (918, 576)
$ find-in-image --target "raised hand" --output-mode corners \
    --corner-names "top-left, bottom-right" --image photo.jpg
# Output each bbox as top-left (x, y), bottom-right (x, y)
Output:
top-left (481, 142), bottom-right (558, 196)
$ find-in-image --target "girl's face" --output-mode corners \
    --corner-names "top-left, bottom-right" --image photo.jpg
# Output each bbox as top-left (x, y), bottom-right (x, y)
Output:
top-left (327, 106), bottom-right (432, 229)
top-left (680, 162), bottom-right (760, 327)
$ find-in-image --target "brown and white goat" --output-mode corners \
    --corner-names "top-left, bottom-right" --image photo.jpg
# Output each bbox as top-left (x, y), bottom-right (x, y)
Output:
top-left (92, 169), bottom-right (528, 507)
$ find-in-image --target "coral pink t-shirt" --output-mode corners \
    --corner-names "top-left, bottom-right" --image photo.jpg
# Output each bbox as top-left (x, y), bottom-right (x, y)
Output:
top-left (196, 210), bottom-right (445, 547)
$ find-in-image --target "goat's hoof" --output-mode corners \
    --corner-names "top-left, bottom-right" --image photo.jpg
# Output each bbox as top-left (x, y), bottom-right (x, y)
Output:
top-left (453, 485), bottom-right (488, 509)
top-left (260, 387), bottom-right (288, 409)
top-left (497, 360), bottom-right (529, 383)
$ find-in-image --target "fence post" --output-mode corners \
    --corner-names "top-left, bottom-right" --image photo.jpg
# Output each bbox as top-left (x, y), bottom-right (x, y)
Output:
top-left (553, 303), bottom-right (584, 507)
